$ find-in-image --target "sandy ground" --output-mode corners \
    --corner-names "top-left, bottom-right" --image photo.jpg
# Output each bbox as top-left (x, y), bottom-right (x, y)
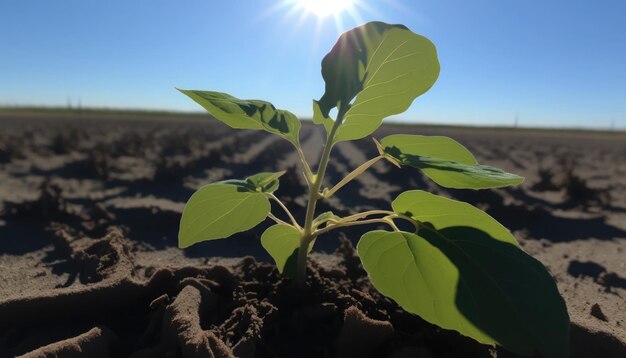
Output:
top-left (0, 112), bottom-right (625, 357)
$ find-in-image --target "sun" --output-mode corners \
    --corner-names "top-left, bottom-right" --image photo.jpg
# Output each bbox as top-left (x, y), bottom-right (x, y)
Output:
top-left (298, 0), bottom-right (356, 17)
top-left (257, 0), bottom-right (369, 43)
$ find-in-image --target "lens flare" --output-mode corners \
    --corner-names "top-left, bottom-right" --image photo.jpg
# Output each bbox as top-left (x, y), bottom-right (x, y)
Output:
top-left (299, 0), bottom-right (355, 17)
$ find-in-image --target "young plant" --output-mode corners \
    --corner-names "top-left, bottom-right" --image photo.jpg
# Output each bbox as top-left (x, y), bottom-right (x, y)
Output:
top-left (177, 22), bottom-right (569, 358)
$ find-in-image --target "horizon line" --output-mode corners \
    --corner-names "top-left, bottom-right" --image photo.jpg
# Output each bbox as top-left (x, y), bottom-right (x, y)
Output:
top-left (1, 104), bottom-right (624, 134)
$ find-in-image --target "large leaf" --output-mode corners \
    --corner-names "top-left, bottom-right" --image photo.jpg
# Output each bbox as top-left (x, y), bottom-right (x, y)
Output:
top-left (178, 89), bottom-right (301, 145)
top-left (392, 190), bottom-right (520, 247)
top-left (359, 190), bottom-right (569, 356)
top-left (179, 182), bottom-right (271, 249)
top-left (381, 134), bottom-right (524, 189)
top-left (316, 21), bottom-right (439, 142)
top-left (261, 224), bottom-right (314, 279)
top-left (357, 229), bottom-right (569, 358)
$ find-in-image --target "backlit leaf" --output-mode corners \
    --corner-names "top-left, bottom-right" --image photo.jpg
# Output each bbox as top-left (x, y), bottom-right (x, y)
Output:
top-left (317, 21), bottom-right (440, 142)
top-left (221, 171), bottom-right (285, 194)
top-left (312, 100), bottom-right (334, 134)
top-left (178, 89), bottom-right (301, 145)
top-left (261, 224), bottom-right (314, 279)
top-left (381, 134), bottom-right (524, 189)
top-left (358, 229), bottom-right (569, 358)
top-left (261, 224), bottom-right (301, 274)
top-left (356, 190), bottom-right (569, 357)
top-left (179, 183), bottom-right (270, 248)
top-left (392, 190), bottom-right (520, 247)
top-left (312, 211), bottom-right (341, 228)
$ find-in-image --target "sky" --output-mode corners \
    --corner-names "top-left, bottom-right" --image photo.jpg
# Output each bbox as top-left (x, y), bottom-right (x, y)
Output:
top-left (1, 0), bottom-right (625, 129)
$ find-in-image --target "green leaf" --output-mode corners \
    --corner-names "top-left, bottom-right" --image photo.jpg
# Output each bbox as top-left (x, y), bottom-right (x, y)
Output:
top-left (261, 224), bottom-right (314, 279)
top-left (317, 21), bottom-right (440, 142)
top-left (381, 134), bottom-right (524, 189)
top-left (178, 89), bottom-right (301, 145)
top-left (392, 190), bottom-right (520, 247)
top-left (357, 229), bottom-right (569, 358)
top-left (221, 171), bottom-right (285, 194)
top-left (360, 191), bottom-right (569, 357)
top-left (312, 211), bottom-right (341, 228)
top-left (261, 224), bottom-right (300, 275)
top-left (312, 100), bottom-right (334, 134)
top-left (179, 183), bottom-right (270, 248)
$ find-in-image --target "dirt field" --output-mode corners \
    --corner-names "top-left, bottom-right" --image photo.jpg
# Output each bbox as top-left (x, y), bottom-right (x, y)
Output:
top-left (1, 111), bottom-right (625, 357)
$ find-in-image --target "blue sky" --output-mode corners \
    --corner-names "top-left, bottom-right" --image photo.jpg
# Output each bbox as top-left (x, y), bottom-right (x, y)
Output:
top-left (1, 0), bottom-right (625, 128)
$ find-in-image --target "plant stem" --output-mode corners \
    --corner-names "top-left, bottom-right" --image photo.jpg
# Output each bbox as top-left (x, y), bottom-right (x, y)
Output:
top-left (295, 106), bottom-right (347, 286)
top-left (323, 155), bottom-right (383, 198)
top-left (295, 146), bottom-right (314, 182)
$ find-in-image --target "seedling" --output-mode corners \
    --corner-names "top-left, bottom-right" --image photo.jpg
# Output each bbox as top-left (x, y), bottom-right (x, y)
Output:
top-left (178, 22), bottom-right (569, 357)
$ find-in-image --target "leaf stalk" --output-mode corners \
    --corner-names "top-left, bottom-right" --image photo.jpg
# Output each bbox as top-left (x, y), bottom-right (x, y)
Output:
top-left (268, 213), bottom-right (290, 226)
top-left (268, 193), bottom-right (301, 230)
top-left (322, 155), bottom-right (383, 198)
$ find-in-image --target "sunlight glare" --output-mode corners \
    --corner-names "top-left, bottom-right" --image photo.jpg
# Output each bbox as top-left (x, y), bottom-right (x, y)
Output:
top-left (299, 0), bottom-right (356, 17)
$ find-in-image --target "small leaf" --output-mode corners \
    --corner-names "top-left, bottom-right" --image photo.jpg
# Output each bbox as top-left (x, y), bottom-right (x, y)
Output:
top-left (220, 171), bottom-right (285, 194)
top-left (392, 190), bottom-right (519, 247)
top-left (312, 100), bottom-right (334, 134)
top-left (248, 171), bottom-right (285, 193)
top-left (261, 224), bottom-right (314, 279)
top-left (312, 211), bottom-right (341, 227)
top-left (261, 224), bottom-right (301, 274)
top-left (179, 183), bottom-right (270, 248)
top-left (381, 134), bottom-right (524, 189)
top-left (357, 229), bottom-right (569, 358)
top-left (317, 21), bottom-right (440, 142)
top-left (178, 89), bottom-right (301, 145)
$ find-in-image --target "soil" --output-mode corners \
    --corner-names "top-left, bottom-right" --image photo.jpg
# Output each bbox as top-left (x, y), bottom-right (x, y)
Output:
top-left (1, 112), bottom-right (625, 357)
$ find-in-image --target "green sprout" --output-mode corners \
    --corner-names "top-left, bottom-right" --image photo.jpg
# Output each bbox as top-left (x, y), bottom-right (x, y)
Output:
top-left (177, 21), bottom-right (569, 358)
